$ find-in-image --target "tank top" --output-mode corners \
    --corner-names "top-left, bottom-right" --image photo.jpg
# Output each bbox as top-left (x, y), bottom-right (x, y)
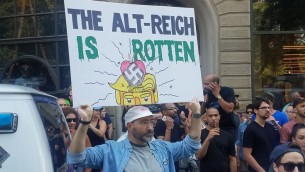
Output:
top-left (87, 119), bottom-right (105, 146)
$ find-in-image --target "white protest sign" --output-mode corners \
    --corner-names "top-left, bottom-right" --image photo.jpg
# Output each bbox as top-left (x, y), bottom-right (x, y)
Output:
top-left (64, 0), bottom-right (203, 107)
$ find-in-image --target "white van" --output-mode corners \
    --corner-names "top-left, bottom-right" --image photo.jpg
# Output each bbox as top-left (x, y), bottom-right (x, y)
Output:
top-left (0, 84), bottom-right (70, 172)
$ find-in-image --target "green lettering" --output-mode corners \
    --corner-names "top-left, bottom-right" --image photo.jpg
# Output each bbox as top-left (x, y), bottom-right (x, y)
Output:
top-left (85, 36), bottom-right (99, 60)
top-left (131, 39), bottom-right (196, 63)
top-left (154, 40), bottom-right (163, 62)
top-left (175, 41), bottom-right (183, 62)
top-left (183, 41), bottom-right (195, 62)
top-left (164, 40), bottom-right (174, 62)
top-left (132, 39), bottom-right (145, 61)
top-left (77, 36), bottom-right (84, 60)
top-left (144, 40), bottom-right (155, 61)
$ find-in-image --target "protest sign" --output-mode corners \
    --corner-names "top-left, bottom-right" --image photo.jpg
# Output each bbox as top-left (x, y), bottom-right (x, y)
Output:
top-left (64, 0), bottom-right (203, 107)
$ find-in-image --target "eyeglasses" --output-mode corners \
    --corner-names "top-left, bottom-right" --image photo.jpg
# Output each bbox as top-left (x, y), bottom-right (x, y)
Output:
top-left (66, 118), bottom-right (77, 123)
top-left (278, 162), bottom-right (305, 171)
top-left (138, 120), bottom-right (157, 127)
top-left (246, 111), bottom-right (253, 114)
top-left (165, 107), bottom-right (178, 111)
top-left (258, 106), bottom-right (270, 110)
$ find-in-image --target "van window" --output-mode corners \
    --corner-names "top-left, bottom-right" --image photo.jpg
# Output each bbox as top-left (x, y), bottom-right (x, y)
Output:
top-left (33, 95), bottom-right (68, 172)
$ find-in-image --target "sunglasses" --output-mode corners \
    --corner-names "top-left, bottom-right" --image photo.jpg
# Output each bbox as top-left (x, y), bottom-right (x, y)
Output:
top-left (278, 162), bottom-right (305, 171)
top-left (66, 118), bottom-right (77, 123)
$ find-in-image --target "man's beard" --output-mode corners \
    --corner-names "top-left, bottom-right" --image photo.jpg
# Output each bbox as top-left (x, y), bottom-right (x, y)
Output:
top-left (262, 113), bottom-right (270, 120)
top-left (132, 128), bottom-right (154, 143)
top-left (298, 112), bottom-right (305, 118)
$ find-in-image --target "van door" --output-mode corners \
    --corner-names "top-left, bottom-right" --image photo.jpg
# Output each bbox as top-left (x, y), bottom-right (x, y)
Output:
top-left (33, 94), bottom-right (69, 172)
top-left (0, 93), bottom-right (69, 172)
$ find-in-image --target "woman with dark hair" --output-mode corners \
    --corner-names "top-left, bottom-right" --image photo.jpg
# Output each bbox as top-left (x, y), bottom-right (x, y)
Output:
top-left (62, 107), bottom-right (92, 172)
top-left (291, 123), bottom-right (305, 152)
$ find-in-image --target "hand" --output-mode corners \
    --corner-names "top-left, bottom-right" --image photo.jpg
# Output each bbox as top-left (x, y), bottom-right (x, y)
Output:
top-left (188, 98), bottom-right (201, 114)
top-left (207, 82), bottom-right (221, 97)
top-left (78, 104), bottom-right (93, 121)
top-left (204, 94), bottom-right (208, 102)
top-left (185, 115), bottom-right (192, 128)
top-left (206, 128), bottom-right (220, 141)
top-left (180, 111), bottom-right (187, 125)
top-left (266, 115), bottom-right (275, 122)
top-left (236, 157), bottom-right (240, 167)
top-left (164, 117), bottom-right (174, 129)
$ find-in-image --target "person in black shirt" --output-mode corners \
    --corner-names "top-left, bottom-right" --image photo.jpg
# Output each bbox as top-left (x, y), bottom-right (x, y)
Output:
top-left (154, 103), bottom-right (188, 171)
top-left (154, 103), bottom-right (186, 142)
top-left (243, 98), bottom-right (276, 172)
top-left (202, 74), bottom-right (238, 140)
top-left (196, 107), bottom-right (237, 172)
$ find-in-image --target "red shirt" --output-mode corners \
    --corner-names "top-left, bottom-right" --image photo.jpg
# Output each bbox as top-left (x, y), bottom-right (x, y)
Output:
top-left (280, 118), bottom-right (297, 144)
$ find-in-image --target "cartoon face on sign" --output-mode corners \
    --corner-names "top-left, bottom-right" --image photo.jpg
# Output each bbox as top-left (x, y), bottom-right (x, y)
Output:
top-left (109, 60), bottom-right (158, 105)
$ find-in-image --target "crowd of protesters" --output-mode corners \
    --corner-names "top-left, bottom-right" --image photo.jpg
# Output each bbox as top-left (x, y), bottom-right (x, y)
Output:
top-left (53, 73), bottom-right (305, 172)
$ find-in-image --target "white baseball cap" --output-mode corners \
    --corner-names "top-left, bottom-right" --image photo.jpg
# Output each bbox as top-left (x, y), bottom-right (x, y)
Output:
top-left (124, 106), bottom-right (153, 126)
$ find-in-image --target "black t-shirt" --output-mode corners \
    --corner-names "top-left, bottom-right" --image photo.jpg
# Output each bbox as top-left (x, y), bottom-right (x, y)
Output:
top-left (199, 128), bottom-right (236, 172)
top-left (206, 86), bottom-right (236, 130)
top-left (243, 121), bottom-right (275, 172)
top-left (154, 119), bottom-right (184, 142)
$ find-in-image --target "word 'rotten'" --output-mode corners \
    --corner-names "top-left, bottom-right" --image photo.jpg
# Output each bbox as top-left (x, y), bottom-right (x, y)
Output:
top-left (132, 39), bottom-right (195, 63)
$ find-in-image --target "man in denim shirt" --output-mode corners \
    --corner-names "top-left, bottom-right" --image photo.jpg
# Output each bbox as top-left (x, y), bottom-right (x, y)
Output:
top-left (67, 100), bottom-right (202, 172)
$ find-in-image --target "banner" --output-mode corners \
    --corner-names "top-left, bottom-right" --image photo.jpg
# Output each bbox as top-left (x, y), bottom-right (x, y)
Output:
top-left (64, 0), bottom-right (203, 107)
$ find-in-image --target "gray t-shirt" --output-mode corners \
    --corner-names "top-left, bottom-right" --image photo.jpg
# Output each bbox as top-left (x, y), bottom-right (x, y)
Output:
top-left (124, 144), bottom-right (162, 172)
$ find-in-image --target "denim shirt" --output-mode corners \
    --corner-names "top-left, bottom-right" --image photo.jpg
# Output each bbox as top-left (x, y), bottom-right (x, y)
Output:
top-left (67, 135), bottom-right (200, 172)
top-left (235, 121), bottom-right (249, 160)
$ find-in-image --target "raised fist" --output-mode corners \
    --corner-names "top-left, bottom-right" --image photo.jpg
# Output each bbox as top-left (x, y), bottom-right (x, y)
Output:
top-left (77, 104), bottom-right (93, 121)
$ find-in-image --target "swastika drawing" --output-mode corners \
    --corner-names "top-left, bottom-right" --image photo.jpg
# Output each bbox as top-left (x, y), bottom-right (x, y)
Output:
top-left (123, 63), bottom-right (144, 86)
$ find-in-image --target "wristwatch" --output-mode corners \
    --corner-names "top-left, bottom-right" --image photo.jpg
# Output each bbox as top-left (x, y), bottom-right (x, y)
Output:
top-left (79, 119), bottom-right (91, 125)
top-left (192, 113), bottom-right (202, 118)
top-left (217, 95), bottom-right (222, 100)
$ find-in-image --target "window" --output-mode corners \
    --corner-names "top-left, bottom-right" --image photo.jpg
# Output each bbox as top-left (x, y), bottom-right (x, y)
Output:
top-left (0, 0), bottom-right (70, 94)
top-left (253, 0), bottom-right (305, 31)
top-left (1, 57), bottom-right (57, 92)
top-left (252, 0), bottom-right (305, 107)
top-left (33, 95), bottom-right (68, 172)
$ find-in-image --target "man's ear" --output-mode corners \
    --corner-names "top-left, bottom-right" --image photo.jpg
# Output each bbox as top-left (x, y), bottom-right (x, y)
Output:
top-left (126, 122), bottom-right (132, 130)
top-left (272, 162), bottom-right (279, 172)
top-left (218, 113), bottom-right (221, 119)
top-left (161, 110), bottom-right (166, 116)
